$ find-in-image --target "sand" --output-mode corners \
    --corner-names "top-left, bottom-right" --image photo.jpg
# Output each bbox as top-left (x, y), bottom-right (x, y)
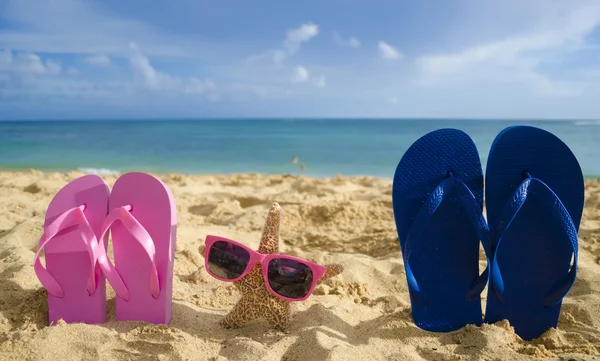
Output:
top-left (0, 170), bottom-right (598, 361)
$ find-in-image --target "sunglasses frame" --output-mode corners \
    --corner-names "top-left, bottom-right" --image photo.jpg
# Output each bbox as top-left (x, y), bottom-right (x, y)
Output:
top-left (204, 235), bottom-right (327, 301)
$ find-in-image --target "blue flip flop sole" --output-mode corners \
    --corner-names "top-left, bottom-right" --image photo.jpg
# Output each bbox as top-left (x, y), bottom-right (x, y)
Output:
top-left (393, 128), bottom-right (486, 332)
top-left (484, 125), bottom-right (584, 340)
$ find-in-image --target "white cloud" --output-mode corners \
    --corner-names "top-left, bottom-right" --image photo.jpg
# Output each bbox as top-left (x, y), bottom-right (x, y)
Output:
top-left (84, 55), bottom-right (111, 67)
top-left (314, 75), bottom-right (326, 88)
top-left (414, 3), bottom-right (600, 97)
top-left (184, 79), bottom-right (217, 97)
top-left (289, 66), bottom-right (327, 88)
top-left (0, 0), bottom-right (217, 59)
top-left (378, 41), bottom-right (402, 60)
top-left (129, 43), bottom-right (161, 90)
top-left (333, 32), bottom-right (361, 48)
top-left (285, 23), bottom-right (319, 47)
top-left (45, 60), bottom-right (61, 74)
top-left (290, 66), bottom-right (309, 83)
top-left (0, 48), bottom-right (61, 74)
top-left (417, 11), bottom-right (600, 76)
top-left (252, 23), bottom-right (319, 64)
top-left (128, 42), bottom-right (216, 97)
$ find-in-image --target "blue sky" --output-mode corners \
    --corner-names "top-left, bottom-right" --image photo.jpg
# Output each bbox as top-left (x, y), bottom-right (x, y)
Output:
top-left (1, 0), bottom-right (600, 119)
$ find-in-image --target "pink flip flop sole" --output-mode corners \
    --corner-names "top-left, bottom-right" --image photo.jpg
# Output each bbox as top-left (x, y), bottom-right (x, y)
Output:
top-left (34, 175), bottom-right (109, 324)
top-left (100, 172), bottom-right (177, 324)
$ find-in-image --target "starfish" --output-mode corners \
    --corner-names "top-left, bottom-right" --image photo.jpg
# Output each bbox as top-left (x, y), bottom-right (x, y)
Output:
top-left (198, 202), bottom-right (343, 330)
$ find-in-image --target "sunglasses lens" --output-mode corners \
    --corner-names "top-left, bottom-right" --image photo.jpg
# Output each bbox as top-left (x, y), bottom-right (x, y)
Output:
top-left (207, 241), bottom-right (250, 280)
top-left (267, 258), bottom-right (314, 299)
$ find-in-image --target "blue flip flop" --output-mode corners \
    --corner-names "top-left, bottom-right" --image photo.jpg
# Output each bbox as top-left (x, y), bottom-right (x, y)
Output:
top-left (392, 129), bottom-right (491, 332)
top-left (484, 125), bottom-right (584, 341)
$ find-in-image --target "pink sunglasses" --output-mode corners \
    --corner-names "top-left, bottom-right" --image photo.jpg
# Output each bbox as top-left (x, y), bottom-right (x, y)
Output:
top-left (203, 235), bottom-right (327, 301)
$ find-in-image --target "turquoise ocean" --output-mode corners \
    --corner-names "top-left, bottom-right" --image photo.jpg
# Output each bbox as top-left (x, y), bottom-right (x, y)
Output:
top-left (0, 119), bottom-right (598, 178)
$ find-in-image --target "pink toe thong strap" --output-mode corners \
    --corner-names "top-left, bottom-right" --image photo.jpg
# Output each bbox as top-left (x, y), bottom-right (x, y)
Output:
top-left (33, 205), bottom-right (100, 298)
top-left (96, 205), bottom-right (160, 301)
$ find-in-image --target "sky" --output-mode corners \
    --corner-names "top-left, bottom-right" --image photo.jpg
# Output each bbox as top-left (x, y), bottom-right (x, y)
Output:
top-left (1, 0), bottom-right (600, 120)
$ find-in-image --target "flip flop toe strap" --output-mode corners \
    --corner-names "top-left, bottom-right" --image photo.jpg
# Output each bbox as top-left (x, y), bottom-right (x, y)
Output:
top-left (33, 205), bottom-right (100, 298)
top-left (490, 177), bottom-right (578, 307)
top-left (97, 206), bottom-right (161, 301)
top-left (404, 177), bottom-right (491, 305)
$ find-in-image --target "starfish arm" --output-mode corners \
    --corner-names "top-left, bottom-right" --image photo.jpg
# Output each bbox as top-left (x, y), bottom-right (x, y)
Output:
top-left (220, 296), bottom-right (261, 329)
top-left (258, 202), bottom-right (281, 254)
top-left (317, 263), bottom-right (344, 284)
top-left (264, 301), bottom-right (293, 330)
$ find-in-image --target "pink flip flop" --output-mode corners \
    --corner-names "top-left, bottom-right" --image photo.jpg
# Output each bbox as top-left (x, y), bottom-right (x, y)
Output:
top-left (33, 175), bottom-right (110, 324)
top-left (97, 172), bottom-right (177, 324)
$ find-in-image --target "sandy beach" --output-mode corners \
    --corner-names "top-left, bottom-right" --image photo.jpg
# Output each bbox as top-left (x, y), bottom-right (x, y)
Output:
top-left (0, 170), bottom-right (598, 361)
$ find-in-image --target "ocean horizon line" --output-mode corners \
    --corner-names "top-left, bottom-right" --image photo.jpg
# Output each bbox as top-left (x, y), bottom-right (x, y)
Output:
top-left (1, 117), bottom-right (599, 123)
top-left (0, 166), bottom-right (394, 179)
top-left (1, 167), bottom-right (598, 181)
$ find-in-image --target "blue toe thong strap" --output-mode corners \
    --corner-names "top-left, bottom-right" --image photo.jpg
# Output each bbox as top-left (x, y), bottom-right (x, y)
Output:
top-left (403, 176), bottom-right (491, 305)
top-left (489, 177), bottom-right (578, 307)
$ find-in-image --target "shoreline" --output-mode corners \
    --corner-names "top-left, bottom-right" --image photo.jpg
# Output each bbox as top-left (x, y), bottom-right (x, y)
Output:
top-left (1, 168), bottom-right (599, 181)
top-left (1, 168), bottom-right (598, 182)
top-left (0, 168), bottom-right (398, 181)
